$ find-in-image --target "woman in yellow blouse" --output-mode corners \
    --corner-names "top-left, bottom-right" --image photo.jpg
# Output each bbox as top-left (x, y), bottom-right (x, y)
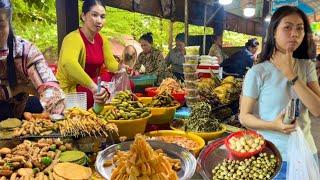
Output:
top-left (56, 0), bottom-right (119, 108)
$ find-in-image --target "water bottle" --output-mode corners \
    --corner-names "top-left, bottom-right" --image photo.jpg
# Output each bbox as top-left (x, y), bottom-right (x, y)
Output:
top-left (93, 77), bottom-right (104, 114)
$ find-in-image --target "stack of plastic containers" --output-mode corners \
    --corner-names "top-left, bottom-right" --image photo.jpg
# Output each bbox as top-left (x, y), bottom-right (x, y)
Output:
top-left (65, 92), bottom-right (87, 110)
top-left (183, 55), bottom-right (200, 107)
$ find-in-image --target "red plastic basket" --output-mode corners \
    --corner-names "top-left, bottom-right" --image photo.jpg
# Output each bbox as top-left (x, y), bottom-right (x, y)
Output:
top-left (224, 130), bottom-right (266, 158)
top-left (145, 87), bottom-right (159, 97)
top-left (172, 91), bottom-right (186, 105)
top-left (134, 93), bottom-right (144, 97)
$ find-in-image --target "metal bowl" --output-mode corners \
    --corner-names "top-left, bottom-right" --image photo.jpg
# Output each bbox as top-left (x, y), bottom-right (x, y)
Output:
top-left (197, 138), bottom-right (283, 180)
top-left (95, 140), bottom-right (197, 180)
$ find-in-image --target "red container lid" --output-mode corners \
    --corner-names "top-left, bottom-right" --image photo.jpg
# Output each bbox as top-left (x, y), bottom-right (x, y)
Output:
top-left (197, 64), bottom-right (219, 70)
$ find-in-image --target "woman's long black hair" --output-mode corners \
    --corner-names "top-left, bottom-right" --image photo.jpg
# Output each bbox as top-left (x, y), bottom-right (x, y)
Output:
top-left (81, 0), bottom-right (104, 21)
top-left (0, 0), bottom-right (16, 87)
top-left (260, 6), bottom-right (313, 63)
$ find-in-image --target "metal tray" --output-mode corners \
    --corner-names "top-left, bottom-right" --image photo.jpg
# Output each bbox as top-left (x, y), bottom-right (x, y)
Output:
top-left (197, 138), bottom-right (283, 180)
top-left (95, 140), bottom-right (197, 180)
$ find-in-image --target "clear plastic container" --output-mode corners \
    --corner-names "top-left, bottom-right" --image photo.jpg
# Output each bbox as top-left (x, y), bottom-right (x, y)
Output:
top-left (64, 92), bottom-right (87, 110)
top-left (185, 46), bottom-right (200, 55)
top-left (184, 72), bottom-right (198, 81)
top-left (184, 80), bottom-right (198, 89)
top-left (184, 55), bottom-right (199, 64)
top-left (185, 96), bottom-right (200, 107)
top-left (183, 63), bottom-right (198, 73)
top-left (185, 88), bottom-right (198, 97)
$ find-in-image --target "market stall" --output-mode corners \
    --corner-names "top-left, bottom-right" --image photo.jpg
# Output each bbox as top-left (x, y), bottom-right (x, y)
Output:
top-left (0, 79), bottom-right (285, 179)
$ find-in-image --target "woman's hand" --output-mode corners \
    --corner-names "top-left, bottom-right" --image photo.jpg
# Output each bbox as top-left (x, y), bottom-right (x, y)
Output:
top-left (93, 87), bottom-right (109, 104)
top-left (271, 112), bottom-right (297, 134)
top-left (271, 48), bottom-right (297, 80)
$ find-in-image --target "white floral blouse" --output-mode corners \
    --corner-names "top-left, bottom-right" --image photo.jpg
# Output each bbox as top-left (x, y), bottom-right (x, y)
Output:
top-left (0, 37), bottom-right (64, 114)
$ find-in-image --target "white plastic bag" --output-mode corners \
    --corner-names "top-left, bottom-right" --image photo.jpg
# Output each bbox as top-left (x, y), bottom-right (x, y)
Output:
top-left (287, 126), bottom-right (320, 180)
top-left (111, 69), bottom-right (131, 92)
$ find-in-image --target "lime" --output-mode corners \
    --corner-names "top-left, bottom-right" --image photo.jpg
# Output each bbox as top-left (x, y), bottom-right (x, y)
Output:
top-left (41, 157), bottom-right (53, 166)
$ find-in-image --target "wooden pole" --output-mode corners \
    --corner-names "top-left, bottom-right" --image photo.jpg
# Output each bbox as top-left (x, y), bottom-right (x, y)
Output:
top-left (203, 5), bottom-right (207, 55)
top-left (56, 0), bottom-right (79, 52)
top-left (168, 20), bottom-right (174, 51)
top-left (184, 0), bottom-right (188, 46)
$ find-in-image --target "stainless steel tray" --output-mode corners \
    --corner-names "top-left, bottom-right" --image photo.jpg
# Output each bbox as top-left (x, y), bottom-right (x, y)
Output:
top-left (197, 138), bottom-right (283, 180)
top-left (95, 140), bottom-right (197, 180)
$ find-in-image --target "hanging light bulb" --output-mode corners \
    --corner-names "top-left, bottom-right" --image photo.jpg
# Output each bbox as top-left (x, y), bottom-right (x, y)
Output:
top-left (243, 3), bottom-right (255, 17)
top-left (219, 0), bottom-right (233, 5)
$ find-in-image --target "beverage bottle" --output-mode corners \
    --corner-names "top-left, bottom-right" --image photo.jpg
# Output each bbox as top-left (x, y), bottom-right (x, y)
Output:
top-left (93, 77), bottom-right (104, 114)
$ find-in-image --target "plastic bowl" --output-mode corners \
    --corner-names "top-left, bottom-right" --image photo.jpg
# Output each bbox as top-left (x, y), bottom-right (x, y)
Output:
top-left (185, 46), bottom-right (200, 56)
top-left (184, 72), bottom-right (199, 81)
top-left (183, 63), bottom-right (198, 73)
top-left (170, 119), bottom-right (227, 142)
top-left (224, 130), bottom-right (266, 158)
top-left (185, 88), bottom-right (198, 97)
top-left (185, 96), bottom-right (200, 107)
top-left (101, 106), bottom-right (150, 139)
top-left (184, 80), bottom-right (198, 89)
top-left (130, 74), bottom-right (157, 86)
top-left (134, 93), bottom-right (144, 97)
top-left (145, 130), bottom-right (205, 156)
top-left (138, 97), bottom-right (180, 124)
top-left (145, 87), bottom-right (159, 97)
top-left (145, 88), bottom-right (186, 106)
top-left (184, 55), bottom-right (199, 64)
top-left (171, 91), bottom-right (186, 106)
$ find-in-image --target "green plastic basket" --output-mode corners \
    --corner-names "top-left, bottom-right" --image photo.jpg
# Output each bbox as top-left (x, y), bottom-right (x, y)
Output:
top-left (130, 74), bottom-right (157, 86)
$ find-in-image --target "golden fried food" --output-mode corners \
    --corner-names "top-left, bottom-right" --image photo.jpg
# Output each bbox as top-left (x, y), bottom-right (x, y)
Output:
top-left (57, 107), bottom-right (118, 137)
top-left (110, 135), bottom-right (180, 180)
top-left (53, 162), bottom-right (92, 180)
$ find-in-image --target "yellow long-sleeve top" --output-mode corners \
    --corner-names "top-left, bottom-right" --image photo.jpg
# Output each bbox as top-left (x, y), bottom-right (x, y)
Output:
top-left (56, 30), bottom-right (119, 93)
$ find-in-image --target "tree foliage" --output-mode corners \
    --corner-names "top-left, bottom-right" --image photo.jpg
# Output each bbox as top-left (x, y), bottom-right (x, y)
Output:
top-left (12, 0), bottom-right (58, 60)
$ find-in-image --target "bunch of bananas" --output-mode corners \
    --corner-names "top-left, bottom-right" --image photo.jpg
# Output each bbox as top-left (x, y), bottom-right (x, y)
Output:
top-left (213, 76), bottom-right (242, 104)
top-left (197, 75), bottom-right (221, 97)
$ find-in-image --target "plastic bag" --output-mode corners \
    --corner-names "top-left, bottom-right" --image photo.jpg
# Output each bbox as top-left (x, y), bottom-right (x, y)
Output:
top-left (287, 126), bottom-right (320, 180)
top-left (111, 69), bottom-right (131, 92)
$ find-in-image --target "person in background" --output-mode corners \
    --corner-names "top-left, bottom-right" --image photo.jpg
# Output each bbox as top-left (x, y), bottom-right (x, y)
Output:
top-left (208, 35), bottom-right (225, 64)
top-left (0, 0), bottom-right (64, 120)
top-left (122, 45), bottom-right (138, 72)
top-left (56, 0), bottom-right (120, 109)
top-left (165, 33), bottom-right (185, 81)
top-left (316, 54), bottom-right (320, 82)
top-left (133, 32), bottom-right (172, 85)
top-left (220, 38), bottom-right (259, 78)
top-left (239, 6), bottom-right (320, 178)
